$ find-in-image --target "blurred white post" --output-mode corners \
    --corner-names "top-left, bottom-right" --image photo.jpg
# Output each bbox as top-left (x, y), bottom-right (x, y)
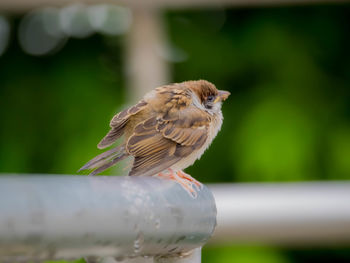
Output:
top-left (125, 8), bottom-right (170, 102)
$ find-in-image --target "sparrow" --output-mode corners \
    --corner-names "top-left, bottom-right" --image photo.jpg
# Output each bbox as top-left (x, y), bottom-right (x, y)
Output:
top-left (79, 80), bottom-right (230, 195)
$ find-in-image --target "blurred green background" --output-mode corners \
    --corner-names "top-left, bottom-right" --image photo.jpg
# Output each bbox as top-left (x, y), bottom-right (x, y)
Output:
top-left (0, 3), bottom-right (350, 263)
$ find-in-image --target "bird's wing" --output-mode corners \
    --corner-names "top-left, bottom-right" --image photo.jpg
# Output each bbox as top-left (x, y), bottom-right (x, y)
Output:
top-left (126, 90), bottom-right (210, 177)
top-left (97, 100), bottom-right (148, 149)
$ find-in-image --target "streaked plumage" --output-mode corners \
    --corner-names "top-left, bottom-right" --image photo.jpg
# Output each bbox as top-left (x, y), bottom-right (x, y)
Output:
top-left (79, 80), bottom-right (230, 179)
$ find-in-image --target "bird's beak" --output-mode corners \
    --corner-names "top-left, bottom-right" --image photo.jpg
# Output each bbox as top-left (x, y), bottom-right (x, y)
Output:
top-left (214, 90), bottom-right (231, 103)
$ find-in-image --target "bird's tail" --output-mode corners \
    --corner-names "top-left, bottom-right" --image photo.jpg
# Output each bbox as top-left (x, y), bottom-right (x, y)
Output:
top-left (78, 145), bottom-right (128, 176)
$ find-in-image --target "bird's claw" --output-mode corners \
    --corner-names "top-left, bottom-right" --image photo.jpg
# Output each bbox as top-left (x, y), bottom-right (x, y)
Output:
top-left (154, 169), bottom-right (202, 198)
top-left (176, 170), bottom-right (203, 191)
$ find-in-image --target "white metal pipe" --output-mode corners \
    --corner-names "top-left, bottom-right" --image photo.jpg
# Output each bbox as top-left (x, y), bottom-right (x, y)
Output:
top-left (209, 182), bottom-right (350, 245)
top-left (0, 175), bottom-right (216, 262)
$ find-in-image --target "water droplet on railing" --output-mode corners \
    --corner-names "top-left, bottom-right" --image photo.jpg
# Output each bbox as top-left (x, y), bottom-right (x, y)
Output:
top-left (155, 218), bottom-right (160, 229)
top-left (149, 212), bottom-right (154, 220)
top-left (133, 231), bottom-right (144, 254)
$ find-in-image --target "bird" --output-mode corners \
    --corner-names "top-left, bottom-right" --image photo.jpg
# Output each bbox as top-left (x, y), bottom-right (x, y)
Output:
top-left (79, 80), bottom-right (230, 196)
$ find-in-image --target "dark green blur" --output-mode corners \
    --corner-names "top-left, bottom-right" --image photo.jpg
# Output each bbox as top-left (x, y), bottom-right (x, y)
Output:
top-left (1, 4), bottom-right (350, 263)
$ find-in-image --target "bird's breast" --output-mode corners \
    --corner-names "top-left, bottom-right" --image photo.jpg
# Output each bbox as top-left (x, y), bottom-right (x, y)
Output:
top-left (171, 111), bottom-right (223, 171)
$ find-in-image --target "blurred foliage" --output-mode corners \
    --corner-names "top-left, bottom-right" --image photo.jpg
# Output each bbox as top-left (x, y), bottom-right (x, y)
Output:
top-left (0, 3), bottom-right (350, 263)
top-left (203, 245), bottom-right (350, 263)
top-left (0, 32), bottom-right (126, 174)
top-left (203, 245), bottom-right (291, 263)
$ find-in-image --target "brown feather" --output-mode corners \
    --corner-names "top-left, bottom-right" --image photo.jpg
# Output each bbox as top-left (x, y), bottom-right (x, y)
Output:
top-left (78, 145), bottom-right (126, 173)
top-left (97, 100), bottom-right (147, 149)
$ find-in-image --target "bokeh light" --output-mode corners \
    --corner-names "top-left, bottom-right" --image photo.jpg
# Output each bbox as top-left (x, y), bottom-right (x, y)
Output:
top-left (15, 4), bottom-right (133, 56)
top-left (18, 9), bottom-right (67, 56)
top-left (59, 4), bottom-right (93, 38)
top-left (87, 5), bottom-right (132, 36)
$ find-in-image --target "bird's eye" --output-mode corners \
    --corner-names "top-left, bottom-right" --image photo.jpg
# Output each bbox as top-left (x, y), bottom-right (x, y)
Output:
top-left (207, 95), bottom-right (215, 102)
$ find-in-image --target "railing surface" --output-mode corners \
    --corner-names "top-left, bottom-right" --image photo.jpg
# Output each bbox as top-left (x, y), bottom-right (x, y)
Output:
top-left (0, 175), bottom-right (217, 262)
top-left (1, 175), bottom-right (350, 262)
top-left (210, 182), bottom-right (350, 245)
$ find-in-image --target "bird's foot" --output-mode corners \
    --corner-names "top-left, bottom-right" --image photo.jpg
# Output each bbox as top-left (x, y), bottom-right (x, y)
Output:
top-left (176, 170), bottom-right (203, 191)
top-left (155, 169), bottom-right (199, 198)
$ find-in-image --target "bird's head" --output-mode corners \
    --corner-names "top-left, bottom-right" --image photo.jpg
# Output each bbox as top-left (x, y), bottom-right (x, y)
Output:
top-left (186, 80), bottom-right (230, 115)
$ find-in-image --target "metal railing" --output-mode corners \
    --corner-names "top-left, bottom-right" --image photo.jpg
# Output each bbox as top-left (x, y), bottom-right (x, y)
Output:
top-left (1, 175), bottom-right (350, 262)
top-left (0, 175), bottom-right (216, 263)
top-left (210, 182), bottom-right (350, 245)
